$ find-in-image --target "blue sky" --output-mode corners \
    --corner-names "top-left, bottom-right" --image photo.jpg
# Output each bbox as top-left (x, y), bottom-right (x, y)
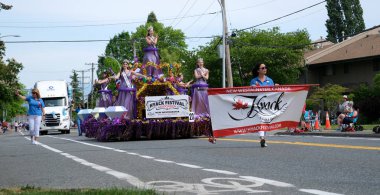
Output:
top-left (1, 0), bottom-right (378, 96)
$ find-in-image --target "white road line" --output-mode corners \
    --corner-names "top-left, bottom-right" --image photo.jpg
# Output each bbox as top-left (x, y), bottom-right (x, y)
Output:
top-left (240, 176), bottom-right (295, 187)
top-left (154, 159), bottom-right (175, 163)
top-left (175, 163), bottom-right (202, 169)
top-left (299, 189), bottom-right (344, 195)
top-left (202, 169), bottom-right (238, 175)
top-left (44, 135), bottom-right (344, 194)
top-left (139, 155), bottom-right (155, 159)
top-left (20, 132), bottom-right (146, 188)
top-left (114, 149), bottom-right (126, 153)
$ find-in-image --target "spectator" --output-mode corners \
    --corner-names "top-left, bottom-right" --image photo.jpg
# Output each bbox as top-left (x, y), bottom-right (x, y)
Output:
top-left (2, 121), bottom-right (8, 134)
top-left (14, 121), bottom-right (18, 132)
top-left (75, 104), bottom-right (84, 136)
top-left (16, 89), bottom-right (45, 145)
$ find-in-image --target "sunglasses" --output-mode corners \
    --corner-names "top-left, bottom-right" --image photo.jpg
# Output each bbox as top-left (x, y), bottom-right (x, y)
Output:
top-left (260, 67), bottom-right (267, 70)
top-left (32, 92), bottom-right (37, 94)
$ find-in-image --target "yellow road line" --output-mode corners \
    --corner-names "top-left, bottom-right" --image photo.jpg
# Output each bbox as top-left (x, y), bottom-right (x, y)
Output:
top-left (199, 138), bottom-right (380, 151)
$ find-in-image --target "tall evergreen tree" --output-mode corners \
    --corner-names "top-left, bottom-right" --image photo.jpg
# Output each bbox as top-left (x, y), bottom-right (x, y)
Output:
top-left (70, 70), bottom-right (82, 105)
top-left (325, 0), bottom-right (365, 43)
top-left (325, 0), bottom-right (345, 43)
top-left (147, 12), bottom-right (158, 23)
top-left (341, 0), bottom-right (365, 36)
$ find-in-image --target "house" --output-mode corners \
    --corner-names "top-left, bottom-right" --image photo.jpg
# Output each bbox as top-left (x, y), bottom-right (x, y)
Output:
top-left (304, 25), bottom-right (380, 89)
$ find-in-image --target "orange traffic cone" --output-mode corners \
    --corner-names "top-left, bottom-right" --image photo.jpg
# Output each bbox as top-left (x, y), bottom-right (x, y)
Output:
top-left (325, 112), bottom-right (331, 130)
top-left (314, 113), bottom-right (320, 130)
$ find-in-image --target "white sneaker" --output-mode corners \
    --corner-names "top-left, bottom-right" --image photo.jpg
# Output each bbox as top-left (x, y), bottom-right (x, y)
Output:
top-left (32, 140), bottom-right (36, 145)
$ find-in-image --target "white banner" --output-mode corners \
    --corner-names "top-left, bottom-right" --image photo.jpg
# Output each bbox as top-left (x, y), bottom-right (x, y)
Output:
top-left (208, 85), bottom-right (310, 137)
top-left (145, 95), bottom-right (190, 118)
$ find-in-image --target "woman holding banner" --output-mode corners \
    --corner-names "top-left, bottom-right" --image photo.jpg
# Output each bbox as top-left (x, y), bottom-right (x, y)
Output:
top-left (250, 63), bottom-right (278, 147)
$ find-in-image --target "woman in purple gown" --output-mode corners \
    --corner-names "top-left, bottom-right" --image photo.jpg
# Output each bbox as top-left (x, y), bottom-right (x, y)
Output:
top-left (143, 26), bottom-right (163, 78)
top-left (95, 71), bottom-right (113, 108)
top-left (110, 60), bottom-right (146, 119)
top-left (191, 58), bottom-right (210, 116)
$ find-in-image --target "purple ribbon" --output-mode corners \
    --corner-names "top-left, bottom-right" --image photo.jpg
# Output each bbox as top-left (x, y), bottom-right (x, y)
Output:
top-left (143, 47), bottom-right (159, 52)
top-left (98, 90), bottom-right (112, 94)
top-left (191, 84), bottom-right (208, 97)
top-left (118, 88), bottom-right (136, 92)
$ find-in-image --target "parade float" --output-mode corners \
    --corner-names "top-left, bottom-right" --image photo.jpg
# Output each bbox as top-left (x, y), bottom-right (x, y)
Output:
top-left (78, 60), bottom-right (212, 142)
top-left (77, 25), bottom-right (312, 142)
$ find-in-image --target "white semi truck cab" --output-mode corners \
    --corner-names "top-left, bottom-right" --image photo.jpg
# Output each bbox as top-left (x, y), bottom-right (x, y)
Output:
top-left (35, 80), bottom-right (72, 134)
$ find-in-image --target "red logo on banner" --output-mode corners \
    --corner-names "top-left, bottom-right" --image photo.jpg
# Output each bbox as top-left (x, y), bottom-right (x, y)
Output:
top-left (232, 99), bottom-right (249, 110)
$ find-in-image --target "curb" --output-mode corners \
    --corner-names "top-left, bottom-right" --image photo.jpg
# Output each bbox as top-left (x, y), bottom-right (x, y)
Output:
top-left (275, 131), bottom-right (380, 138)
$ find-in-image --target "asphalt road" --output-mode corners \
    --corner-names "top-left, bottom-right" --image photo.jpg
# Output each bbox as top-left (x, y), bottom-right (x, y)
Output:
top-left (1, 130), bottom-right (379, 195)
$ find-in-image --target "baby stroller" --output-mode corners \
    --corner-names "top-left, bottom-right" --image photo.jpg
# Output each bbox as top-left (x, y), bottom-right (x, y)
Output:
top-left (301, 110), bottom-right (316, 131)
top-left (341, 114), bottom-right (363, 132)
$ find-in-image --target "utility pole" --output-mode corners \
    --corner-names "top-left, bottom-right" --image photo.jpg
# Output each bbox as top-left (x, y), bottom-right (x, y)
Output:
top-left (75, 69), bottom-right (90, 107)
top-left (221, 0), bottom-right (233, 87)
top-left (85, 63), bottom-right (98, 107)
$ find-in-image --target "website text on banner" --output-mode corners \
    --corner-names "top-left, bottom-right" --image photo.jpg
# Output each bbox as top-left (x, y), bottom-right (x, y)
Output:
top-left (208, 85), bottom-right (311, 138)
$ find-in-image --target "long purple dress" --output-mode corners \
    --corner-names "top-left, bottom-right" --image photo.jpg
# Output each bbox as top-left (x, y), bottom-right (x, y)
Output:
top-left (97, 81), bottom-right (112, 108)
top-left (143, 36), bottom-right (162, 78)
top-left (114, 71), bottom-right (136, 119)
top-left (191, 68), bottom-right (210, 116)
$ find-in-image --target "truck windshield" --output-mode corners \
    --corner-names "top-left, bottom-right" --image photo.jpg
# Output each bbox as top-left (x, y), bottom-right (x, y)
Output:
top-left (42, 97), bottom-right (66, 107)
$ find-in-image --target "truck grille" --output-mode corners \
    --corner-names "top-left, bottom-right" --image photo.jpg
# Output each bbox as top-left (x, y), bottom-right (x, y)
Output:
top-left (45, 113), bottom-right (60, 127)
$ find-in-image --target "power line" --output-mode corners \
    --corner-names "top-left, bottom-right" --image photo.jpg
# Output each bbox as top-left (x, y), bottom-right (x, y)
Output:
top-left (184, 0), bottom-right (216, 32)
top-left (3, 36), bottom-right (217, 44)
top-left (228, 0), bottom-right (278, 12)
top-left (257, 8), bottom-right (325, 29)
top-left (189, 12), bottom-right (221, 43)
top-left (235, 0), bottom-right (327, 33)
top-left (173, 0), bottom-right (199, 28)
top-left (169, 0), bottom-right (191, 27)
top-left (0, 9), bottom-right (218, 29)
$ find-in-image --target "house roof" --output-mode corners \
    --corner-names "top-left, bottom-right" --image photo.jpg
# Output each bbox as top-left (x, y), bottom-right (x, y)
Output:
top-left (305, 26), bottom-right (380, 65)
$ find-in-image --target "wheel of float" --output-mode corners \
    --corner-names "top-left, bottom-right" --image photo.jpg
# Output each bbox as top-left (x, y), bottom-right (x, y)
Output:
top-left (375, 126), bottom-right (380, 134)
top-left (373, 126), bottom-right (379, 133)
top-left (357, 125), bottom-right (363, 131)
top-left (40, 130), bottom-right (48, 135)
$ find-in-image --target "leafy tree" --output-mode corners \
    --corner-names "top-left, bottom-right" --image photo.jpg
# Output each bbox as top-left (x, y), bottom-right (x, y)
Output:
top-left (308, 84), bottom-right (348, 113)
top-left (131, 22), bottom-right (187, 64)
top-left (195, 27), bottom-right (311, 87)
top-left (0, 2), bottom-right (25, 121)
top-left (0, 2), bottom-right (12, 11)
top-left (104, 31), bottom-right (133, 62)
top-left (0, 58), bottom-right (25, 121)
top-left (352, 73), bottom-right (380, 123)
top-left (325, 0), bottom-right (365, 43)
top-left (341, 0), bottom-right (365, 36)
top-left (147, 12), bottom-right (158, 23)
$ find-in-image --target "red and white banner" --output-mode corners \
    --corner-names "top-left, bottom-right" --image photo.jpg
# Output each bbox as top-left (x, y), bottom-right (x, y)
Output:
top-left (208, 85), bottom-right (311, 137)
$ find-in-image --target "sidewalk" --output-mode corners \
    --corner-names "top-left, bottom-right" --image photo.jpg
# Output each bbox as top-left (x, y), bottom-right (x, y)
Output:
top-left (275, 130), bottom-right (380, 138)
